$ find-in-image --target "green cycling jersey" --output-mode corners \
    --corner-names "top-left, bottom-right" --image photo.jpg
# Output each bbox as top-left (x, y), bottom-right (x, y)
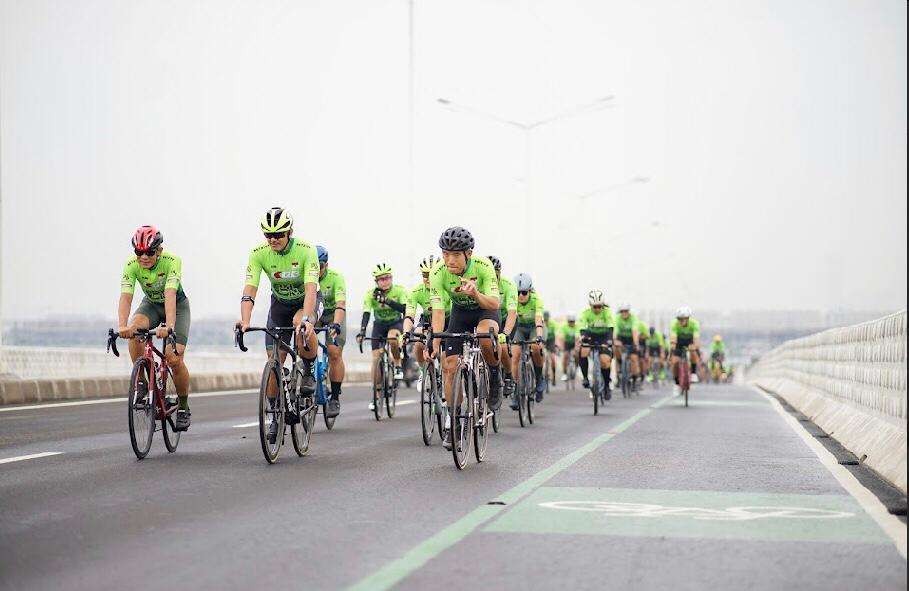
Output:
top-left (429, 256), bottom-right (499, 311)
top-left (516, 292), bottom-right (544, 326)
top-left (646, 332), bottom-right (665, 349)
top-left (710, 340), bottom-right (726, 354)
top-left (245, 238), bottom-right (320, 302)
top-left (577, 306), bottom-right (614, 335)
top-left (363, 284), bottom-right (410, 323)
top-left (545, 319), bottom-right (557, 342)
top-left (560, 323), bottom-right (579, 343)
top-left (636, 319), bottom-right (648, 337)
top-left (318, 268), bottom-right (347, 312)
top-left (670, 318), bottom-right (701, 341)
top-left (121, 251), bottom-right (186, 303)
top-left (613, 314), bottom-right (640, 339)
top-left (497, 276), bottom-right (518, 314)
top-left (406, 282), bottom-right (451, 321)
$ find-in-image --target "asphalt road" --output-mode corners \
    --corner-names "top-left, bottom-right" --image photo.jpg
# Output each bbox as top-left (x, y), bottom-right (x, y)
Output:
top-left (0, 379), bottom-right (905, 590)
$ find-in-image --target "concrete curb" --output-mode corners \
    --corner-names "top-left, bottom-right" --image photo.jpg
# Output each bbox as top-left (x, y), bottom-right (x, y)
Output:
top-left (752, 377), bottom-right (907, 494)
top-left (0, 370), bottom-right (372, 406)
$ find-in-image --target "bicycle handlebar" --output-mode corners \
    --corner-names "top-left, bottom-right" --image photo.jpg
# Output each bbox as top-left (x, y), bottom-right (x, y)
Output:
top-left (426, 327), bottom-right (499, 361)
top-left (107, 327), bottom-right (178, 358)
top-left (235, 325), bottom-right (311, 354)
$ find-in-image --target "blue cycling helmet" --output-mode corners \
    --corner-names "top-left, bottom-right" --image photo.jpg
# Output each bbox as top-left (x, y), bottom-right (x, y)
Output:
top-left (316, 245), bottom-right (328, 264)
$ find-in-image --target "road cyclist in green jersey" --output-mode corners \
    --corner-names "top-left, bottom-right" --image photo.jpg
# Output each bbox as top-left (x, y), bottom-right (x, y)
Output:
top-left (428, 227), bottom-right (502, 448)
top-left (357, 263), bottom-right (410, 409)
top-left (487, 255), bottom-right (518, 401)
top-left (118, 225), bottom-right (193, 431)
top-left (238, 207), bottom-right (322, 441)
top-left (669, 306), bottom-right (702, 396)
top-left (709, 334), bottom-right (727, 380)
top-left (634, 315), bottom-right (649, 384)
top-left (612, 303), bottom-right (642, 388)
top-left (543, 310), bottom-right (559, 385)
top-left (510, 273), bottom-right (547, 404)
top-left (577, 289), bottom-right (614, 399)
top-left (557, 315), bottom-right (579, 382)
top-left (402, 255), bottom-right (451, 366)
top-left (315, 245), bottom-right (346, 418)
top-left (645, 326), bottom-right (666, 382)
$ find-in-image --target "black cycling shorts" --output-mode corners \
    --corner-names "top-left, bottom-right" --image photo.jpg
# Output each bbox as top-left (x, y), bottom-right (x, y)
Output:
top-left (266, 293), bottom-right (324, 349)
top-left (371, 318), bottom-right (404, 351)
top-left (443, 306), bottom-right (499, 355)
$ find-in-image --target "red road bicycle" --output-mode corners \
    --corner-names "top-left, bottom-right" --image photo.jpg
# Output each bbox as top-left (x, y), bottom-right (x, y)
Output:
top-left (107, 328), bottom-right (182, 459)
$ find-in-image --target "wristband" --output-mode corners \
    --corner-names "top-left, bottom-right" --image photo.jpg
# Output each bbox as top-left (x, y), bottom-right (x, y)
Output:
top-left (241, 295), bottom-right (255, 303)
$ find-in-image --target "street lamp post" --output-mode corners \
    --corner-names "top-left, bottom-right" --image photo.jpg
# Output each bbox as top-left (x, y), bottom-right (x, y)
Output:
top-left (436, 95), bottom-right (615, 256)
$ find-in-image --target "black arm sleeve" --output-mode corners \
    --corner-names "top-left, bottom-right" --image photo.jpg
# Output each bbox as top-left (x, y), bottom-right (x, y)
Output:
top-left (360, 312), bottom-right (370, 334)
top-left (385, 299), bottom-right (406, 313)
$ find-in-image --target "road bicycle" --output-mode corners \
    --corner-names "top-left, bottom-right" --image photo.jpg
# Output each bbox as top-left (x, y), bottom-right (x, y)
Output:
top-left (512, 339), bottom-right (538, 427)
top-left (235, 326), bottom-right (317, 464)
top-left (581, 340), bottom-right (611, 415)
top-left (406, 330), bottom-right (449, 446)
top-left (675, 344), bottom-right (692, 407)
top-left (429, 328), bottom-right (499, 470)
top-left (313, 327), bottom-right (338, 430)
top-left (359, 336), bottom-right (398, 421)
top-left (107, 328), bottom-right (182, 459)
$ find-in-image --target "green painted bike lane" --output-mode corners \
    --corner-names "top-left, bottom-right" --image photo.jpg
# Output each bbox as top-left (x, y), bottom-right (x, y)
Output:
top-left (348, 387), bottom-right (903, 591)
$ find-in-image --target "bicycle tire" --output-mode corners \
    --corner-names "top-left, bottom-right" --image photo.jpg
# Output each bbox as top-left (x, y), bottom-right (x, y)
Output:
top-left (420, 366), bottom-right (434, 446)
top-left (524, 360), bottom-right (535, 425)
top-left (385, 357), bottom-right (397, 418)
top-left (451, 368), bottom-right (472, 470)
top-left (292, 391), bottom-right (316, 457)
top-left (258, 360), bottom-right (284, 464)
top-left (516, 358), bottom-right (527, 428)
top-left (473, 363), bottom-right (490, 462)
top-left (320, 366), bottom-right (336, 430)
top-left (159, 369), bottom-right (180, 453)
top-left (128, 358), bottom-right (155, 459)
top-left (373, 356), bottom-right (384, 421)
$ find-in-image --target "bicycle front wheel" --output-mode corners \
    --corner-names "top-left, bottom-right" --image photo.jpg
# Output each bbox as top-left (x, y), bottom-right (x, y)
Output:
top-left (473, 364), bottom-right (490, 462)
top-left (420, 366), bottom-right (435, 446)
top-left (128, 358), bottom-right (155, 459)
top-left (292, 395), bottom-right (316, 457)
top-left (524, 361), bottom-right (535, 425)
top-left (451, 368), bottom-right (472, 470)
top-left (258, 360), bottom-right (284, 464)
top-left (385, 358), bottom-right (397, 418)
top-left (373, 358), bottom-right (384, 421)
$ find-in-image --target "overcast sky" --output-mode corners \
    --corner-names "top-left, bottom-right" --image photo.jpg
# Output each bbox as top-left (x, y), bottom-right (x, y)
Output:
top-left (1, 0), bottom-right (906, 320)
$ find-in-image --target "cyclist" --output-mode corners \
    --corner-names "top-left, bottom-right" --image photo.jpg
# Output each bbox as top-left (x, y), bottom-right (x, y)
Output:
top-left (357, 263), bottom-right (409, 410)
top-left (644, 326), bottom-right (666, 382)
top-left (511, 273), bottom-right (547, 403)
top-left (635, 315), bottom-right (650, 385)
top-left (238, 207), bottom-right (321, 442)
top-left (402, 255), bottom-right (451, 366)
top-left (118, 225), bottom-right (192, 431)
top-left (669, 306), bottom-right (702, 395)
top-left (557, 315), bottom-right (579, 382)
top-left (543, 311), bottom-right (559, 385)
top-left (709, 334), bottom-right (727, 381)
top-left (612, 303), bottom-right (641, 389)
top-left (316, 245), bottom-right (346, 418)
top-left (428, 227), bottom-right (501, 448)
top-left (577, 290), bottom-right (614, 398)
top-left (488, 255), bottom-right (518, 400)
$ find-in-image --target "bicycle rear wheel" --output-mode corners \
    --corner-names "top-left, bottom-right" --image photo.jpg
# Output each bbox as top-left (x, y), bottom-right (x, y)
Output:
top-left (516, 360), bottom-right (528, 428)
top-left (385, 358), bottom-right (397, 418)
top-left (292, 392), bottom-right (316, 457)
top-left (373, 358), bottom-right (384, 421)
top-left (128, 358), bottom-right (155, 459)
top-left (320, 366), bottom-right (336, 430)
top-left (159, 369), bottom-right (180, 453)
top-left (420, 366), bottom-right (435, 446)
top-left (451, 368), bottom-right (472, 470)
top-left (258, 360), bottom-right (284, 464)
top-left (473, 364), bottom-right (490, 462)
top-left (524, 361), bottom-right (535, 425)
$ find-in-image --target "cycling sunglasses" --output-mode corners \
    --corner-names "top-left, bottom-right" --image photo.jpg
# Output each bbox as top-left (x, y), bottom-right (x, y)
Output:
top-left (421, 272), bottom-right (430, 279)
top-left (264, 232), bottom-right (287, 240)
top-left (592, 304), bottom-right (604, 310)
top-left (134, 248), bottom-right (157, 257)
top-left (518, 290), bottom-right (530, 296)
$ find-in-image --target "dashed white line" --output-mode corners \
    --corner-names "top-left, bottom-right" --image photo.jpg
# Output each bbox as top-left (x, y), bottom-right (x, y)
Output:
top-left (0, 452), bottom-right (63, 465)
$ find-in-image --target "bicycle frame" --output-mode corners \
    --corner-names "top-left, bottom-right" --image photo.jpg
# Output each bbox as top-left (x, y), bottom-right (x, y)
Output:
top-left (107, 328), bottom-right (178, 422)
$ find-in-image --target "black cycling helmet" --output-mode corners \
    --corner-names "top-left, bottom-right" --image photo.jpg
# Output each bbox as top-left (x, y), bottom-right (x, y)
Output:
top-left (438, 226), bottom-right (474, 251)
top-left (649, 326), bottom-right (656, 335)
top-left (487, 255), bottom-right (502, 272)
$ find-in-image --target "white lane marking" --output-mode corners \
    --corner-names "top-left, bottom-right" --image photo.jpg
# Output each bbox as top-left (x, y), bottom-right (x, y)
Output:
top-left (539, 501), bottom-right (854, 521)
top-left (755, 387), bottom-right (907, 559)
top-left (0, 389), bottom-right (257, 413)
top-left (0, 452), bottom-right (63, 465)
top-left (231, 399), bottom-right (417, 428)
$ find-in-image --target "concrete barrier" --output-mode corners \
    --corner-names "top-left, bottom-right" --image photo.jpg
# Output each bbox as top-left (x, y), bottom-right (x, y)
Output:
top-left (0, 370), bottom-right (372, 406)
top-left (747, 311), bottom-right (907, 493)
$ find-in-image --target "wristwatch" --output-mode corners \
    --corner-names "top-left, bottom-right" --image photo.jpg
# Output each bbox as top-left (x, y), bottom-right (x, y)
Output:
top-left (300, 315), bottom-right (312, 325)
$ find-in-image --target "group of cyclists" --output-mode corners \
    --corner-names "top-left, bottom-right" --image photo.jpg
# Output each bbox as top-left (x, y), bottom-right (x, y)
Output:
top-left (116, 206), bottom-right (731, 445)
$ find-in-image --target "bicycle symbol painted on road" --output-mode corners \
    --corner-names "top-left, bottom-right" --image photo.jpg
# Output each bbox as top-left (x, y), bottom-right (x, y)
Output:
top-left (538, 501), bottom-right (854, 521)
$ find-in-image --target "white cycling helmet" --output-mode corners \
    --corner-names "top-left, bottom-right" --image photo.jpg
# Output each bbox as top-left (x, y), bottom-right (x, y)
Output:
top-left (566, 314), bottom-right (577, 322)
top-left (514, 273), bottom-right (533, 292)
top-left (676, 306), bottom-right (692, 318)
top-left (617, 302), bottom-right (631, 312)
top-left (588, 290), bottom-right (605, 306)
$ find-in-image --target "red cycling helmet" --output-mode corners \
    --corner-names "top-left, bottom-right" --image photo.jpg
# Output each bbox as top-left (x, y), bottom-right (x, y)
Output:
top-left (132, 225), bottom-right (164, 251)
